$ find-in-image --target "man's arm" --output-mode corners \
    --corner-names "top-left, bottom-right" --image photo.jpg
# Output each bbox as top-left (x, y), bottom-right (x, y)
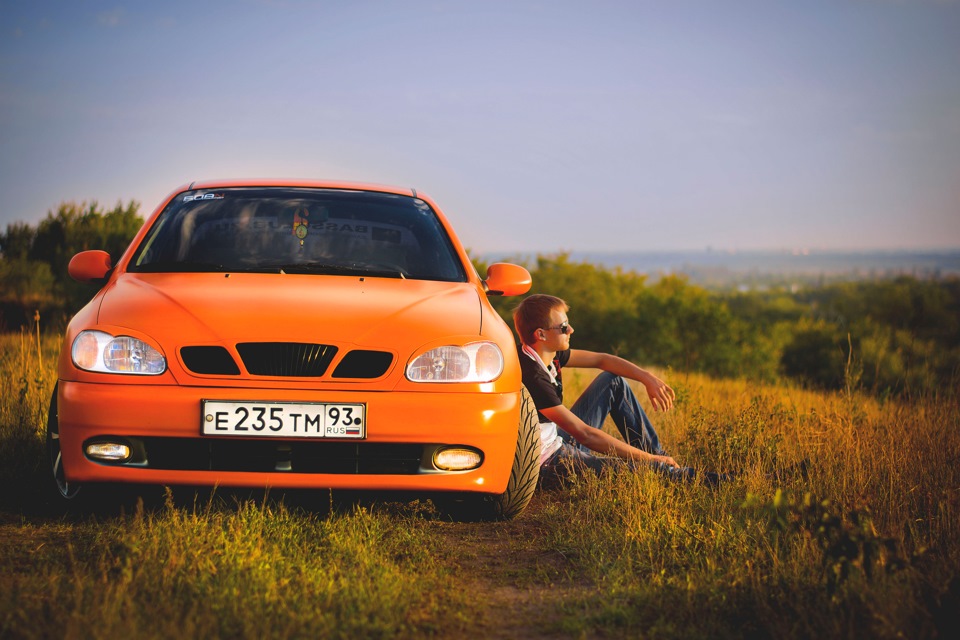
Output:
top-left (540, 404), bottom-right (680, 468)
top-left (566, 349), bottom-right (676, 411)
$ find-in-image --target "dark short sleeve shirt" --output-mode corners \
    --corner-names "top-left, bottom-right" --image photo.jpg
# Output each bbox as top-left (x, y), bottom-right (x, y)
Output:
top-left (518, 348), bottom-right (571, 423)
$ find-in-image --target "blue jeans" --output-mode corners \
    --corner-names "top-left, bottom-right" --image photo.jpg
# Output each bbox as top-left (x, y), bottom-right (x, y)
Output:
top-left (544, 372), bottom-right (726, 484)
top-left (546, 444), bottom-right (696, 480)
top-left (567, 371), bottom-right (665, 455)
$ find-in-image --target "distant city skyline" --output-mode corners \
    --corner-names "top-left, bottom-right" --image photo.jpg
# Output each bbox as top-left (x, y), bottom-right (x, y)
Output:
top-left (2, 0), bottom-right (958, 254)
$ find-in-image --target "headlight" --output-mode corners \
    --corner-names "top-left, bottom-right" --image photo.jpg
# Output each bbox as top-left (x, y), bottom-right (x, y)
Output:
top-left (71, 330), bottom-right (166, 375)
top-left (406, 342), bottom-right (504, 383)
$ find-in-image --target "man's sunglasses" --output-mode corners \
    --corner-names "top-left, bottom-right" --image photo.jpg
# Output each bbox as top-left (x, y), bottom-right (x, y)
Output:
top-left (546, 322), bottom-right (571, 334)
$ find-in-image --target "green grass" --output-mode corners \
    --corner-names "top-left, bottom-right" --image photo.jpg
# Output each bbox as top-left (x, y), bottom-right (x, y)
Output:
top-left (1, 332), bottom-right (958, 638)
top-left (2, 494), bottom-right (458, 639)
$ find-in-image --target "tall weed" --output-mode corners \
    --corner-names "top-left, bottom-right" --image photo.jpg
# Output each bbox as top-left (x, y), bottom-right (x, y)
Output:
top-left (0, 328), bottom-right (59, 509)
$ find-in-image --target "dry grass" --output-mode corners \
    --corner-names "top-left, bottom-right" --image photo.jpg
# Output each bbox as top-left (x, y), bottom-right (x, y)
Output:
top-left (540, 369), bottom-right (960, 638)
top-left (0, 329), bottom-right (59, 511)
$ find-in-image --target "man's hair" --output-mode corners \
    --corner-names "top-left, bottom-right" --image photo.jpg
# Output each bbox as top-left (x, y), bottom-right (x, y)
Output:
top-left (513, 294), bottom-right (569, 346)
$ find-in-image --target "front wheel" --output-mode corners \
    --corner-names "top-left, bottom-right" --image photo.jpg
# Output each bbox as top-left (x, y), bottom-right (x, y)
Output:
top-left (45, 384), bottom-right (82, 501)
top-left (435, 388), bottom-right (541, 522)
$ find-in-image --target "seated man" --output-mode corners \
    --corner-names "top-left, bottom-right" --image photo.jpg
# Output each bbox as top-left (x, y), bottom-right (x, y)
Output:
top-left (513, 293), bottom-right (730, 485)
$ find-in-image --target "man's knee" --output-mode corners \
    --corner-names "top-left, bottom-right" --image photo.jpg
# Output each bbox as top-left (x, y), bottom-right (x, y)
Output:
top-left (595, 371), bottom-right (633, 398)
top-left (595, 370), bottom-right (622, 388)
top-left (596, 371), bottom-right (646, 408)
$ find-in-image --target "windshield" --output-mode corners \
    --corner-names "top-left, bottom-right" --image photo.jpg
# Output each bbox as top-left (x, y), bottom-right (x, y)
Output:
top-left (128, 188), bottom-right (467, 282)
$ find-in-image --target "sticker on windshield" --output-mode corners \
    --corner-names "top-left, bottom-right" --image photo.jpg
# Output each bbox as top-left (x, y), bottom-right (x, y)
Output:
top-left (292, 207), bottom-right (310, 245)
top-left (183, 193), bottom-right (225, 203)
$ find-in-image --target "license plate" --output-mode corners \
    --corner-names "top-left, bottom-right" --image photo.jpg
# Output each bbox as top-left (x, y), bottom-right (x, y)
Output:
top-left (202, 400), bottom-right (365, 438)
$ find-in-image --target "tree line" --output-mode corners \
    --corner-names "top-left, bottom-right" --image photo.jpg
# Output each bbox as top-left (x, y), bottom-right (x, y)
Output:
top-left (0, 201), bottom-right (143, 329)
top-left (2, 205), bottom-right (956, 398)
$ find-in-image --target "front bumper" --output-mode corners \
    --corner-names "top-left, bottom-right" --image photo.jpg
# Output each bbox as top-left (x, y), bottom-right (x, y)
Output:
top-left (57, 381), bottom-right (521, 494)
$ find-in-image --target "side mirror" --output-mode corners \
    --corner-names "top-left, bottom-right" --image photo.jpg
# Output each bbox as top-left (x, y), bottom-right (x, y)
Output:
top-left (68, 250), bottom-right (112, 283)
top-left (483, 263), bottom-right (531, 296)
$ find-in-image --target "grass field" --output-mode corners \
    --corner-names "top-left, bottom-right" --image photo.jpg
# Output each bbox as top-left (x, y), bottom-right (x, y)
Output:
top-left (1, 331), bottom-right (958, 639)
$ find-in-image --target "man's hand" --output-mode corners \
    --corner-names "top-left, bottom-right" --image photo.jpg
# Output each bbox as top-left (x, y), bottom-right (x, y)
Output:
top-left (651, 454), bottom-right (680, 468)
top-left (644, 375), bottom-right (676, 412)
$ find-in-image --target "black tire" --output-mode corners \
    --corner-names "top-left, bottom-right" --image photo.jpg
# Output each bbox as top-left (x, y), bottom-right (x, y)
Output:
top-left (435, 388), bottom-right (541, 522)
top-left (45, 384), bottom-right (82, 502)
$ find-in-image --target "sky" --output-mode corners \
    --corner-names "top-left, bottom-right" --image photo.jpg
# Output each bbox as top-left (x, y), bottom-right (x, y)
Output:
top-left (2, 0), bottom-right (959, 254)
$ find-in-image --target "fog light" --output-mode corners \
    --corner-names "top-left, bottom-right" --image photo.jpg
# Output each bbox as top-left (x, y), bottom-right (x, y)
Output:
top-left (86, 442), bottom-right (132, 462)
top-left (434, 447), bottom-right (483, 471)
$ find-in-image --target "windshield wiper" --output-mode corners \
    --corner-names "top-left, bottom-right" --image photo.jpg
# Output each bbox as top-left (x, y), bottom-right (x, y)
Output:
top-left (132, 261), bottom-right (226, 273)
top-left (134, 260), bottom-right (407, 278)
top-left (268, 262), bottom-right (407, 278)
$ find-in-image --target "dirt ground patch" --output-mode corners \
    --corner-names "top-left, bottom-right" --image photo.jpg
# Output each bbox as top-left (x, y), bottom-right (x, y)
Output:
top-left (429, 494), bottom-right (594, 639)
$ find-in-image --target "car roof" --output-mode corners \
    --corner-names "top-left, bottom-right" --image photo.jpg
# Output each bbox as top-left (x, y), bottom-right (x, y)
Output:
top-left (182, 179), bottom-right (421, 199)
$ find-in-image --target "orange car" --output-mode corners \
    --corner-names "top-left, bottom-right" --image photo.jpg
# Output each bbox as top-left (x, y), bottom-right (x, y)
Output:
top-left (49, 180), bottom-right (539, 520)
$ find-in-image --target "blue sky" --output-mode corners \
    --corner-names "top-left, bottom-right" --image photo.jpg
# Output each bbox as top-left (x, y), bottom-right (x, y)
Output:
top-left (2, 0), bottom-right (958, 254)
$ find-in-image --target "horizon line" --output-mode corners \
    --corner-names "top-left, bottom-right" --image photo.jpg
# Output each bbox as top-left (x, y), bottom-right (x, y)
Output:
top-left (482, 247), bottom-right (960, 256)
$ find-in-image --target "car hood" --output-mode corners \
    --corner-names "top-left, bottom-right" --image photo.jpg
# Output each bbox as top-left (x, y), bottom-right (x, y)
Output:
top-left (94, 272), bottom-right (483, 350)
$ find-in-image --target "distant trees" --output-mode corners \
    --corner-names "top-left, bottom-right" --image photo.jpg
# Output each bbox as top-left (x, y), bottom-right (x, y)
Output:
top-left (478, 253), bottom-right (960, 399)
top-left (783, 277), bottom-right (960, 397)
top-left (0, 201), bottom-right (143, 330)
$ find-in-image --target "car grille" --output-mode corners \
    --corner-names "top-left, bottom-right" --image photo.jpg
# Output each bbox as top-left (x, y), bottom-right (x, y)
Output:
top-left (237, 342), bottom-right (338, 377)
top-left (179, 343), bottom-right (394, 379)
top-left (180, 346), bottom-right (241, 375)
top-left (331, 350), bottom-right (394, 378)
top-left (140, 437), bottom-right (424, 474)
